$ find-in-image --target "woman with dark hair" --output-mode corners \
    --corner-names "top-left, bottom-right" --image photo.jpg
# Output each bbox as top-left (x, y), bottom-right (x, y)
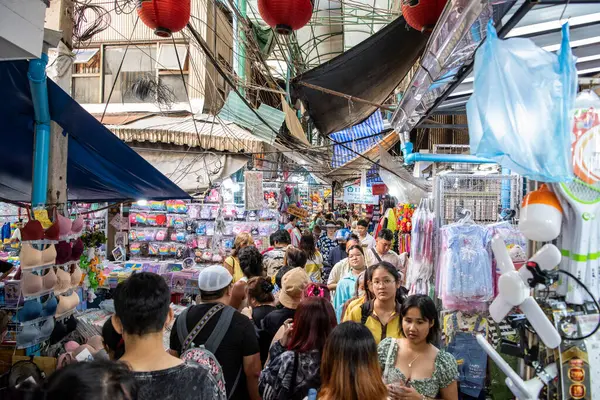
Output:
top-left (259, 297), bottom-right (337, 400)
top-left (284, 246), bottom-right (308, 269)
top-left (332, 245), bottom-right (366, 322)
top-left (318, 321), bottom-right (388, 400)
top-left (299, 231), bottom-right (323, 283)
top-left (346, 262), bottom-right (403, 344)
top-left (11, 360), bottom-right (138, 400)
top-left (102, 318), bottom-right (125, 360)
top-left (378, 295), bottom-right (458, 400)
top-left (229, 245), bottom-right (264, 310)
top-left (244, 276), bottom-right (276, 328)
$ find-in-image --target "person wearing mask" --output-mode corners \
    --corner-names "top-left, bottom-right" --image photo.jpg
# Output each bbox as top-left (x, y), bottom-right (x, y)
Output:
top-left (332, 245), bottom-right (367, 321)
top-left (341, 264), bottom-right (376, 321)
top-left (345, 262), bottom-right (403, 345)
top-left (356, 219), bottom-right (376, 249)
top-left (317, 322), bottom-right (388, 400)
top-left (327, 237), bottom-right (360, 291)
top-left (224, 232), bottom-right (254, 282)
top-left (316, 221), bottom-right (337, 270)
top-left (259, 268), bottom-right (310, 358)
top-left (299, 231), bottom-right (323, 283)
top-left (327, 229), bottom-right (350, 269)
top-left (170, 266), bottom-right (261, 400)
top-left (102, 318), bottom-right (125, 360)
top-left (259, 297), bottom-right (337, 400)
top-left (285, 215), bottom-right (302, 248)
top-left (12, 360), bottom-right (139, 400)
top-left (230, 246), bottom-right (264, 310)
top-left (365, 229), bottom-right (402, 273)
top-left (263, 230), bottom-right (291, 278)
top-left (379, 295), bottom-right (458, 400)
top-left (112, 273), bottom-right (222, 400)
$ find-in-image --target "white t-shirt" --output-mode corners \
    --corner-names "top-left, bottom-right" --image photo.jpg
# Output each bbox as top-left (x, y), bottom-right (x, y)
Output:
top-left (360, 233), bottom-right (376, 249)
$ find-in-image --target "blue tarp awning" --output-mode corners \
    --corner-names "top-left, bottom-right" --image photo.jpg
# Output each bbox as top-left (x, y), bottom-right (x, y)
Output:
top-left (330, 112), bottom-right (384, 169)
top-left (0, 60), bottom-right (190, 202)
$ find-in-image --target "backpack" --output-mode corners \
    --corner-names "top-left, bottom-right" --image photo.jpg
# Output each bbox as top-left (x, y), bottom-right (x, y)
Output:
top-left (177, 304), bottom-right (240, 400)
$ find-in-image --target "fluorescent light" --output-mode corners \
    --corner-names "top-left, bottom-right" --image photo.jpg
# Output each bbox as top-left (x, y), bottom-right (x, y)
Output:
top-left (507, 12), bottom-right (600, 38)
top-left (543, 36), bottom-right (600, 52)
top-left (136, 200), bottom-right (148, 207)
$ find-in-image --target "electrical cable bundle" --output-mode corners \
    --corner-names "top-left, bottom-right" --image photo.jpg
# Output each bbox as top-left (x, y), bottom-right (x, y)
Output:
top-left (130, 74), bottom-right (176, 108)
top-left (73, 1), bottom-right (111, 45)
top-left (114, 0), bottom-right (137, 15)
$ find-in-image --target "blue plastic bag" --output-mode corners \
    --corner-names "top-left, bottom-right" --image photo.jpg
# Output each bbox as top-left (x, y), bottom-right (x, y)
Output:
top-left (467, 20), bottom-right (577, 182)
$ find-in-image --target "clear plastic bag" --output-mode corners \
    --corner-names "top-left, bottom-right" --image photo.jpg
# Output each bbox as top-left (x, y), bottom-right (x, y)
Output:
top-left (467, 21), bottom-right (577, 182)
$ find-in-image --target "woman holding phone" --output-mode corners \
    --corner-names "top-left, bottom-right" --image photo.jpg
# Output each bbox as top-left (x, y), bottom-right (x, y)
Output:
top-left (378, 295), bottom-right (458, 400)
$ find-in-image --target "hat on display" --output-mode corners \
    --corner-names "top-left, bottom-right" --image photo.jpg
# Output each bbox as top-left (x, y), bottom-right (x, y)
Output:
top-left (335, 229), bottom-right (351, 241)
top-left (198, 265), bottom-right (233, 292)
top-left (279, 268), bottom-right (310, 309)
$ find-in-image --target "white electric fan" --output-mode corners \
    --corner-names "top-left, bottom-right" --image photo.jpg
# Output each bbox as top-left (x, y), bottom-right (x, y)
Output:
top-left (489, 235), bottom-right (562, 349)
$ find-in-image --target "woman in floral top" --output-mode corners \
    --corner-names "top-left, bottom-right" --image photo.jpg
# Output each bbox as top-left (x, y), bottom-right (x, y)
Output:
top-left (378, 295), bottom-right (458, 400)
top-left (259, 297), bottom-right (337, 400)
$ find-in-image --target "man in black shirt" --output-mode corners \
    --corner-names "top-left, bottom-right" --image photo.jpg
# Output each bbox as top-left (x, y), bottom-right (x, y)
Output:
top-left (259, 268), bottom-right (310, 357)
top-left (113, 272), bottom-right (222, 400)
top-left (170, 266), bottom-right (261, 400)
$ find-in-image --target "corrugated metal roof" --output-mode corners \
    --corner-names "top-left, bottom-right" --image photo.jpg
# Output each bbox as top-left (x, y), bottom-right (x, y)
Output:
top-left (106, 115), bottom-right (265, 153)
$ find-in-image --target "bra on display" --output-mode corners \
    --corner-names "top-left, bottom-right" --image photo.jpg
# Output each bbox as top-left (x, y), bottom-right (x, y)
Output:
top-left (21, 268), bottom-right (57, 296)
top-left (55, 241), bottom-right (72, 265)
top-left (70, 263), bottom-right (82, 287)
top-left (18, 294), bottom-right (58, 322)
top-left (17, 317), bottom-right (55, 347)
top-left (20, 243), bottom-right (56, 269)
top-left (56, 291), bottom-right (80, 316)
top-left (56, 209), bottom-right (84, 240)
top-left (55, 267), bottom-right (72, 295)
top-left (71, 239), bottom-right (84, 261)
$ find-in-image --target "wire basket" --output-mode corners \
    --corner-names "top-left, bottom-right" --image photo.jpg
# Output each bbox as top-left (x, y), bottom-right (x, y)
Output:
top-left (435, 174), bottom-right (522, 226)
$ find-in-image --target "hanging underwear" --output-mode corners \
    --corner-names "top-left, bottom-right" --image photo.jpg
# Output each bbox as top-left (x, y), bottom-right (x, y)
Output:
top-left (21, 268), bottom-right (57, 296)
top-left (18, 294), bottom-right (58, 322)
top-left (56, 291), bottom-right (80, 316)
top-left (20, 243), bottom-right (56, 269)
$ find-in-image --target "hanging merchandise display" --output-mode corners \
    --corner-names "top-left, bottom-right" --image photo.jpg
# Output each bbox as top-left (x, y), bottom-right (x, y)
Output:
top-left (402, 0), bottom-right (449, 33)
top-left (137, 0), bottom-right (191, 38)
top-left (467, 21), bottom-right (577, 182)
top-left (257, 0), bottom-right (313, 35)
top-left (405, 199), bottom-right (434, 296)
top-left (245, 171), bottom-right (264, 211)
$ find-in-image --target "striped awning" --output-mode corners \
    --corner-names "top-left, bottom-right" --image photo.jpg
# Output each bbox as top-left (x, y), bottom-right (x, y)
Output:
top-left (330, 111), bottom-right (385, 168)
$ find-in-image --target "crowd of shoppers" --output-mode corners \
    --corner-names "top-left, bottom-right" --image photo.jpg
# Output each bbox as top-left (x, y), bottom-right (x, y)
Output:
top-left (8, 216), bottom-right (458, 400)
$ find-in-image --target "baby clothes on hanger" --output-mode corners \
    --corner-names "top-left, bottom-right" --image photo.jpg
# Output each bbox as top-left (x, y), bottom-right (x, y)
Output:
top-left (440, 222), bottom-right (493, 311)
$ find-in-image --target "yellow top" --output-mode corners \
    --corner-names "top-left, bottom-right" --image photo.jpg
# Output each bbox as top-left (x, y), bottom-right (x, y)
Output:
top-left (225, 256), bottom-right (245, 283)
top-left (342, 296), bottom-right (366, 321)
top-left (305, 251), bottom-right (323, 283)
top-left (345, 301), bottom-right (403, 345)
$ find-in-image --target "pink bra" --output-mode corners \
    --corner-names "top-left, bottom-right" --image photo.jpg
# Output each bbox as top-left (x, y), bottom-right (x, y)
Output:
top-left (56, 210), bottom-right (84, 240)
top-left (56, 291), bottom-right (80, 316)
top-left (21, 268), bottom-right (57, 296)
top-left (21, 243), bottom-right (56, 269)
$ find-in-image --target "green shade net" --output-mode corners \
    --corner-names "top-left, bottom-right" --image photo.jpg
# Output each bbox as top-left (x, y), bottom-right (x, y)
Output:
top-left (218, 93), bottom-right (284, 145)
top-left (251, 22), bottom-right (275, 58)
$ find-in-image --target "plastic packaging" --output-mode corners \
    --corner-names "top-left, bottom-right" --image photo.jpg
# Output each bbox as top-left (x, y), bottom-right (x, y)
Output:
top-left (467, 21), bottom-right (577, 182)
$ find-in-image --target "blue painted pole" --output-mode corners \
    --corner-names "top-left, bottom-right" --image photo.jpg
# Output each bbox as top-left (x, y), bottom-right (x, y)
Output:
top-left (404, 152), bottom-right (496, 165)
top-left (501, 167), bottom-right (512, 211)
top-left (28, 53), bottom-right (51, 207)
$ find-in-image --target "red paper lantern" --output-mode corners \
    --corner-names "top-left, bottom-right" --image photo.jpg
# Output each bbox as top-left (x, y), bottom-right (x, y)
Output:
top-left (402, 0), bottom-right (448, 33)
top-left (137, 0), bottom-right (191, 38)
top-left (258, 0), bottom-right (313, 35)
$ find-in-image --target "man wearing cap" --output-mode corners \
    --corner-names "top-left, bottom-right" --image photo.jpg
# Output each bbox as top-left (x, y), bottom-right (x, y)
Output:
top-left (327, 229), bottom-right (350, 269)
top-left (170, 266), bottom-right (262, 400)
top-left (259, 268), bottom-right (310, 358)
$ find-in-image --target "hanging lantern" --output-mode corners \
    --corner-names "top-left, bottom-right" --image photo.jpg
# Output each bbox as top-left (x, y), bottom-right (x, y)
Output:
top-left (258, 0), bottom-right (313, 35)
top-left (402, 0), bottom-right (448, 34)
top-left (137, 0), bottom-right (191, 38)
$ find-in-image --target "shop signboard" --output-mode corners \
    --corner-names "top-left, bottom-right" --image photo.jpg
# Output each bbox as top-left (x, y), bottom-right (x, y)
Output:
top-left (372, 183), bottom-right (388, 196)
top-left (344, 185), bottom-right (379, 205)
top-left (287, 204), bottom-right (309, 218)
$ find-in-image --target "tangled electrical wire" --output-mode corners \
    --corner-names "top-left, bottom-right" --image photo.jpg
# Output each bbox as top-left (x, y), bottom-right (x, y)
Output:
top-left (130, 74), bottom-right (176, 108)
top-left (73, 1), bottom-right (111, 46)
top-left (114, 0), bottom-right (137, 15)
